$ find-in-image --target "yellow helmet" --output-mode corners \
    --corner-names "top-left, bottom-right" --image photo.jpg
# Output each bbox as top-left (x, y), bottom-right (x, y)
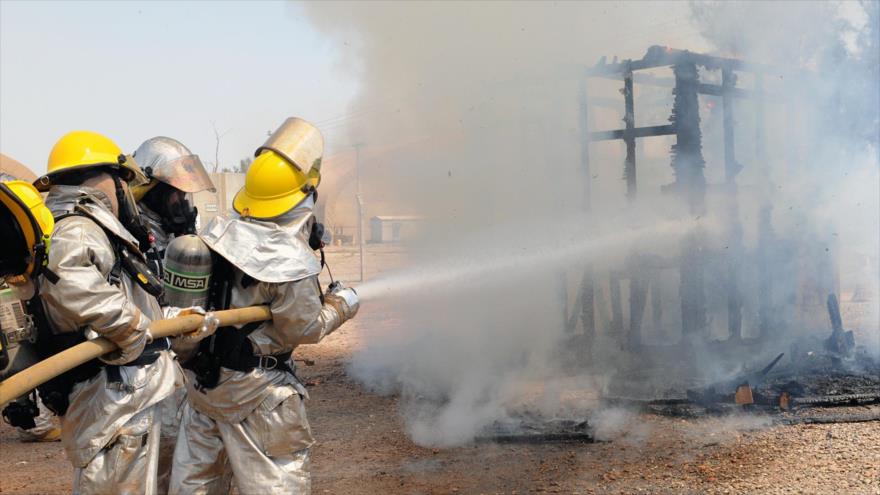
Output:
top-left (233, 118), bottom-right (323, 219)
top-left (35, 130), bottom-right (146, 192)
top-left (0, 180), bottom-right (54, 279)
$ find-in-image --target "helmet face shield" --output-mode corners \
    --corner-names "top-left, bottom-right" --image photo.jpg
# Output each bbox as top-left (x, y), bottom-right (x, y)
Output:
top-left (132, 137), bottom-right (215, 194)
top-left (255, 118), bottom-right (324, 175)
top-left (150, 154), bottom-right (215, 194)
top-left (120, 154), bottom-right (149, 186)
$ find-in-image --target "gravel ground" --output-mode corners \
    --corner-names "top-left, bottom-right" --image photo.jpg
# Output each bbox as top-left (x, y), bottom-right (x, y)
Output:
top-left (3, 317), bottom-right (877, 494)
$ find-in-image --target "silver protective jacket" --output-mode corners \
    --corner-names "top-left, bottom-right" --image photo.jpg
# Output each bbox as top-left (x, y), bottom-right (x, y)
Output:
top-left (39, 185), bottom-right (179, 469)
top-left (187, 198), bottom-right (341, 423)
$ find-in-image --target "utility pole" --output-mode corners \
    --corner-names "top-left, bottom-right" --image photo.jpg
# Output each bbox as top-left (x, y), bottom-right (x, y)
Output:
top-left (353, 143), bottom-right (366, 282)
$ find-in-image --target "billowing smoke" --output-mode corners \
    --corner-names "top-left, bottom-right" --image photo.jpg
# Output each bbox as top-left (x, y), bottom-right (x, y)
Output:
top-left (301, 1), bottom-right (879, 446)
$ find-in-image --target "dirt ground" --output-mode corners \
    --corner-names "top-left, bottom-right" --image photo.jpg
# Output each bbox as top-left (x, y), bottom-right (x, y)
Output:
top-left (1, 246), bottom-right (878, 494)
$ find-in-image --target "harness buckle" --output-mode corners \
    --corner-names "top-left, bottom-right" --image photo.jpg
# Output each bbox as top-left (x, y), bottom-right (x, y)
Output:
top-left (257, 355), bottom-right (278, 370)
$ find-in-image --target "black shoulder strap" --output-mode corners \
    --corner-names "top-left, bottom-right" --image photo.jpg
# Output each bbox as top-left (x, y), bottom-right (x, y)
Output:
top-left (208, 254), bottom-right (236, 311)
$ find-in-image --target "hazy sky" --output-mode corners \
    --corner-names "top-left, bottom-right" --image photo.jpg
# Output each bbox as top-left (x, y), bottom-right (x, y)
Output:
top-left (0, 0), bottom-right (359, 174)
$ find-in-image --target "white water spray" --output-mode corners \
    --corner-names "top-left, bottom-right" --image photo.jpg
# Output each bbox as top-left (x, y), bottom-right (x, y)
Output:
top-left (356, 216), bottom-right (711, 303)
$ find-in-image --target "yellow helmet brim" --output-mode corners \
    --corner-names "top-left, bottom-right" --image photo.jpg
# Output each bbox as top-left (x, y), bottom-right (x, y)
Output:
top-left (34, 155), bottom-right (146, 192)
top-left (132, 179), bottom-right (159, 202)
top-left (232, 187), bottom-right (311, 220)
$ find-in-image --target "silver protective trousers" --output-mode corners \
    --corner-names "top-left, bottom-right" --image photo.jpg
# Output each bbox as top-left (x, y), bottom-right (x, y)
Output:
top-left (157, 387), bottom-right (185, 493)
top-left (169, 395), bottom-right (312, 495)
top-left (157, 388), bottom-right (233, 494)
top-left (72, 405), bottom-right (161, 495)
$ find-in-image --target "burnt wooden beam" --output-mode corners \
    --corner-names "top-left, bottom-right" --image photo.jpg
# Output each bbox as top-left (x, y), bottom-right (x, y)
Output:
top-left (623, 65), bottom-right (637, 200)
top-left (589, 124), bottom-right (675, 142)
top-left (585, 71), bottom-right (769, 100)
top-left (722, 69), bottom-right (740, 182)
top-left (580, 267), bottom-right (595, 347)
top-left (577, 80), bottom-right (596, 358)
top-left (586, 45), bottom-right (773, 77)
top-left (721, 68), bottom-right (744, 341)
top-left (609, 273), bottom-right (624, 338)
top-left (579, 81), bottom-right (593, 210)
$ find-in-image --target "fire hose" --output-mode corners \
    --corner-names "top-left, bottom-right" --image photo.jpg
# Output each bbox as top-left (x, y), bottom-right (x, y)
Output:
top-left (0, 305), bottom-right (271, 408)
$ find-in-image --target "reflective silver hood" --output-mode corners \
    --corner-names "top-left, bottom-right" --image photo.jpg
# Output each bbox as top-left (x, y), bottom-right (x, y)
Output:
top-left (199, 197), bottom-right (321, 283)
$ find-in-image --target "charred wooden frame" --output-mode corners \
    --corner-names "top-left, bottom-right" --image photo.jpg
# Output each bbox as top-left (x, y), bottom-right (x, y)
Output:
top-left (573, 46), bottom-right (779, 348)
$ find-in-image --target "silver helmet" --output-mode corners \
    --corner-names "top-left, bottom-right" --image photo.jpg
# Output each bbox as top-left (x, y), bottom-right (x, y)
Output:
top-left (132, 137), bottom-right (215, 197)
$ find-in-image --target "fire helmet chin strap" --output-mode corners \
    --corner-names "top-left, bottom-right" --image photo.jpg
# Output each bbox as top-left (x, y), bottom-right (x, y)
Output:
top-left (112, 174), bottom-right (153, 251)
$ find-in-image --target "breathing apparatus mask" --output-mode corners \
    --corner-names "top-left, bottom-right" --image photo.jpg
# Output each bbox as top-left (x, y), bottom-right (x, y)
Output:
top-left (308, 193), bottom-right (327, 251)
top-left (142, 180), bottom-right (198, 236)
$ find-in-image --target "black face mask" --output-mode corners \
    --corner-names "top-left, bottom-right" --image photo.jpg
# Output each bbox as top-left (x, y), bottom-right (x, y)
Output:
top-left (143, 182), bottom-right (197, 236)
top-left (113, 175), bottom-right (153, 250)
top-left (307, 191), bottom-right (325, 251)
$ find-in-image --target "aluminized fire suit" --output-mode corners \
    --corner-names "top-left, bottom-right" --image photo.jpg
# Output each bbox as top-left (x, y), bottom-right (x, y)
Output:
top-left (138, 200), bottom-right (197, 493)
top-left (139, 201), bottom-right (191, 494)
top-left (132, 135), bottom-right (217, 493)
top-left (169, 198), bottom-right (358, 494)
top-left (39, 185), bottom-right (180, 494)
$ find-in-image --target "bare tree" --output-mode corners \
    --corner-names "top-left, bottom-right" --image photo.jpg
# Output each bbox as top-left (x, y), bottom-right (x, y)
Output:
top-left (210, 121), bottom-right (232, 173)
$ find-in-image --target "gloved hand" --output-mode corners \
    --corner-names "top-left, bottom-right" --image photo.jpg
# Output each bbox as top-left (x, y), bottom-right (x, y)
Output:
top-left (325, 281), bottom-right (360, 323)
top-left (163, 305), bottom-right (203, 319)
top-left (100, 313), bottom-right (148, 365)
top-left (165, 306), bottom-right (220, 344)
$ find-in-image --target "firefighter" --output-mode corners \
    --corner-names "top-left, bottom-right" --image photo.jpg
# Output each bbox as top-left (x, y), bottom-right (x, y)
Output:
top-left (0, 172), bottom-right (61, 443)
top-left (130, 136), bottom-right (217, 492)
top-left (169, 118), bottom-right (359, 494)
top-left (31, 130), bottom-right (216, 494)
top-left (131, 136), bottom-right (216, 275)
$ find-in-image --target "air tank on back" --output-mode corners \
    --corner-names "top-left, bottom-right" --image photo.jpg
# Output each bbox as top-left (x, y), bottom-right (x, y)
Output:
top-left (163, 234), bottom-right (212, 308)
top-left (0, 287), bottom-right (38, 379)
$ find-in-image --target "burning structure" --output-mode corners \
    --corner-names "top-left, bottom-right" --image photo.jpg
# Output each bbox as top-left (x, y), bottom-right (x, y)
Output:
top-left (573, 45), bottom-right (825, 348)
top-left (565, 46), bottom-right (879, 423)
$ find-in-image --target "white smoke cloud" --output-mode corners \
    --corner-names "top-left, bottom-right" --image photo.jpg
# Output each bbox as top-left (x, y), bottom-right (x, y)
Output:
top-left (302, 1), bottom-right (879, 446)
